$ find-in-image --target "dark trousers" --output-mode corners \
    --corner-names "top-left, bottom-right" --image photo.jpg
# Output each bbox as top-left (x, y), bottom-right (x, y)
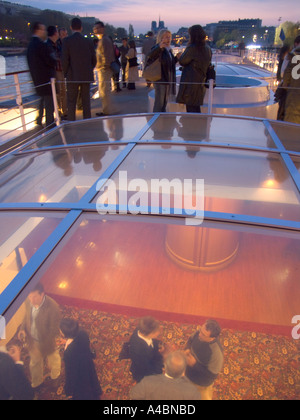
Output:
top-left (153, 83), bottom-right (170, 112)
top-left (37, 95), bottom-right (54, 127)
top-left (67, 82), bottom-right (91, 121)
top-left (186, 105), bottom-right (201, 113)
top-left (121, 62), bottom-right (127, 86)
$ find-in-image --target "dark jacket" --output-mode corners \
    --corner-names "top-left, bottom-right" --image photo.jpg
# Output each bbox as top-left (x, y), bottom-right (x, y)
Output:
top-left (282, 45), bottom-right (300, 124)
top-left (128, 328), bottom-right (163, 383)
top-left (185, 331), bottom-right (223, 387)
top-left (27, 36), bottom-right (56, 96)
top-left (63, 329), bottom-right (102, 400)
top-left (176, 43), bottom-right (212, 106)
top-left (0, 352), bottom-right (34, 400)
top-left (146, 44), bottom-right (177, 95)
top-left (62, 32), bottom-right (96, 82)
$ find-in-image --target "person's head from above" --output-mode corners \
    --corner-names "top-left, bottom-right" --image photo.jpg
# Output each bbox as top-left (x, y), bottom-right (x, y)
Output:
top-left (27, 283), bottom-right (45, 308)
top-left (164, 351), bottom-right (187, 378)
top-left (60, 318), bottom-right (79, 339)
top-left (138, 316), bottom-right (161, 339)
top-left (198, 319), bottom-right (221, 342)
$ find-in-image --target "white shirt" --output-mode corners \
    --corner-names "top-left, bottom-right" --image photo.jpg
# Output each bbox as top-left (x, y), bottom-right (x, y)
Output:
top-left (137, 331), bottom-right (153, 347)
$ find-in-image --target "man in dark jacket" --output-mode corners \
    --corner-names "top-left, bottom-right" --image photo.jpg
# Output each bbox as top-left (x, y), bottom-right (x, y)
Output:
top-left (0, 341), bottom-right (34, 400)
top-left (27, 22), bottom-right (56, 128)
top-left (62, 18), bottom-right (96, 121)
top-left (184, 319), bottom-right (223, 400)
top-left (128, 317), bottom-right (164, 383)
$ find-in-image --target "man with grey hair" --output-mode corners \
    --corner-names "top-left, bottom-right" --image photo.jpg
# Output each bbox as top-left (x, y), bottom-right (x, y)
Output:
top-left (129, 351), bottom-right (201, 400)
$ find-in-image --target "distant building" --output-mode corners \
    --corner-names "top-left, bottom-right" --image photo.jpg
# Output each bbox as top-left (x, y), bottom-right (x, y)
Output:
top-left (217, 18), bottom-right (262, 32)
top-left (151, 18), bottom-right (167, 35)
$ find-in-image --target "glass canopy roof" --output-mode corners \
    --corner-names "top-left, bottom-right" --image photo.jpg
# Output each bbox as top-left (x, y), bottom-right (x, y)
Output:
top-left (0, 113), bottom-right (299, 351)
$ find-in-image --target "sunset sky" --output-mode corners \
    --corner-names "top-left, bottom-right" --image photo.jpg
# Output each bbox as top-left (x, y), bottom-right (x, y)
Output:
top-left (17, 0), bottom-right (297, 33)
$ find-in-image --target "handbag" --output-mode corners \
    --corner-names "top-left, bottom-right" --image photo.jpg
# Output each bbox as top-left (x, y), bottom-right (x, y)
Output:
top-left (142, 58), bottom-right (161, 82)
top-left (205, 64), bottom-right (216, 88)
top-left (110, 60), bottom-right (121, 75)
top-left (128, 56), bottom-right (138, 67)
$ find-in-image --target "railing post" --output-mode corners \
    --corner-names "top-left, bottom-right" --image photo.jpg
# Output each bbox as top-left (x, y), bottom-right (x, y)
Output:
top-left (208, 79), bottom-right (214, 115)
top-left (14, 73), bottom-right (26, 132)
top-left (50, 78), bottom-right (61, 126)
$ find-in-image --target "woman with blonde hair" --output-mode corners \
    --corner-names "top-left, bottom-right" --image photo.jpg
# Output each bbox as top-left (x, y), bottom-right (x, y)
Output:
top-left (145, 29), bottom-right (181, 112)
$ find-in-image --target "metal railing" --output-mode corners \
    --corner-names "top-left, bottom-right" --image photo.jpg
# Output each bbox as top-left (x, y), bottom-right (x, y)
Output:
top-left (0, 50), bottom-right (281, 150)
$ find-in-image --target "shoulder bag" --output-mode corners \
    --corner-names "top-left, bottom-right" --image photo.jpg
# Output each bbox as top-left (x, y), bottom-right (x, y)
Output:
top-left (143, 57), bottom-right (161, 82)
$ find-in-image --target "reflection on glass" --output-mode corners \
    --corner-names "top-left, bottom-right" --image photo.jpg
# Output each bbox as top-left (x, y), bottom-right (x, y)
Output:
top-left (94, 145), bottom-right (300, 221)
top-left (0, 145), bottom-right (125, 203)
top-left (10, 214), bottom-right (299, 329)
top-left (141, 115), bottom-right (275, 148)
top-left (0, 212), bottom-right (64, 294)
top-left (292, 157), bottom-right (300, 176)
top-left (25, 116), bottom-right (150, 149)
top-left (270, 122), bottom-right (300, 153)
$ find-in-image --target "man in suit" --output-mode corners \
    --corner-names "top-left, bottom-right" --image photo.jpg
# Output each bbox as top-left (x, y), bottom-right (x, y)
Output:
top-left (129, 351), bottom-right (201, 400)
top-left (18, 283), bottom-right (61, 391)
top-left (128, 316), bottom-right (164, 383)
top-left (62, 18), bottom-right (96, 121)
top-left (27, 22), bottom-right (56, 129)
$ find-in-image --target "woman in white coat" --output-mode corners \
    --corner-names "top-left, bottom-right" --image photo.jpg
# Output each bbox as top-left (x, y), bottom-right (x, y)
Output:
top-left (126, 40), bottom-right (139, 90)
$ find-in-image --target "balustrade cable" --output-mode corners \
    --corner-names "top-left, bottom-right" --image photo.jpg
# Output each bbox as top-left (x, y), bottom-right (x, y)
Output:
top-left (1, 49), bottom-right (297, 152)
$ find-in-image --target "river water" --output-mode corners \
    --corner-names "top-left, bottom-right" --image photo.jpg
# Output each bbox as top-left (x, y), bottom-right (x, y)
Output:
top-left (0, 55), bottom-right (32, 101)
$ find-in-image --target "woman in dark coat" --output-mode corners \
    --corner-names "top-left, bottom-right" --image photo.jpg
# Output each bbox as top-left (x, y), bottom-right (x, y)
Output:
top-left (60, 318), bottom-right (102, 400)
top-left (146, 29), bottom-right (180, 112)
top-left (176, 25), bottom-right (212, 113)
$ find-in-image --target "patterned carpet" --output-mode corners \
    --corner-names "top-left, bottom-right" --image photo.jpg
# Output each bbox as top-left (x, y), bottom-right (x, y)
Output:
top-left (33, 304), bottom-right (300, 401)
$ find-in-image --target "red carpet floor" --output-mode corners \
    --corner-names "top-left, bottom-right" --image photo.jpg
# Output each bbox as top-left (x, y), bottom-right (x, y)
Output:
top-left (31, 300), bottom-right (300, 401)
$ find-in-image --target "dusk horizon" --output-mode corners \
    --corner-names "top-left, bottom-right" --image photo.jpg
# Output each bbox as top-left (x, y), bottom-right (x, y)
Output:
top-left (3, 0), bottom-right (298, 34)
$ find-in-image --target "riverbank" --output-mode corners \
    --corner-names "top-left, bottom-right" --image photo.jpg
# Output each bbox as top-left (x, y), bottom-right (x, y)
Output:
top-left (0, 47), bottom-right (26, 57)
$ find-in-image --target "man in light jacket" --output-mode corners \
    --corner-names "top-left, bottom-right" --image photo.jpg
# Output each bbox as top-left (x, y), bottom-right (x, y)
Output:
top-left (93, 21), bottom-right (116, 115)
